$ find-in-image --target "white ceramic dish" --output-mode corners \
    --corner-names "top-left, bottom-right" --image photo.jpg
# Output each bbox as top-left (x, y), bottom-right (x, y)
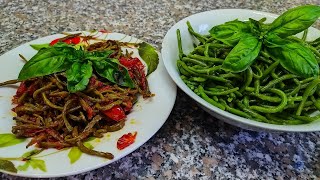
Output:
top-left (0, 32), bottom-right (177, 177)
top-left (161, 9), bottom-right (320, 132)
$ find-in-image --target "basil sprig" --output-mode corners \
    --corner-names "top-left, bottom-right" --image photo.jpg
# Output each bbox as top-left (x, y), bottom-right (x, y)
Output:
top-left (223, 34), bottom-right (262, 72)
top-left (209, 5), bottom-right (320, 78)
top-left (209, 19), bottom-right (251, 46)
top-left (18, 42), bottom-right (134, 92)
top-left (265, 34), bottom-right (319, 78)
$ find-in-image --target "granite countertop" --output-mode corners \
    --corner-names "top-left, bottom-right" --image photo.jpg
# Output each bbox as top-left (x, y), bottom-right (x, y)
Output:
top-left (1, 0), bottom-right (320, 179)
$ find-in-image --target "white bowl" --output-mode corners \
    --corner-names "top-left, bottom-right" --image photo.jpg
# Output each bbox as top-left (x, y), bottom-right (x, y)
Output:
top-left (161, 9), bottom-right (320, 132)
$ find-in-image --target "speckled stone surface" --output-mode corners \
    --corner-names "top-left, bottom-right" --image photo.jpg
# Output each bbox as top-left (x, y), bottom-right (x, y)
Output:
top-left (1, 0), bottom-right (320, 179)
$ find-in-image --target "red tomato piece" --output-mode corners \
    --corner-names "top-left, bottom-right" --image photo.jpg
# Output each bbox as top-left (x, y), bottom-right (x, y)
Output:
top-left (123, 100), bottom-right (133, 112)
top-left (97, 85), bottom-right (112, 92)
top-left (85, 105), bottom-right (94, 120)
top-left (89, 77), bottom-right (104, 88)
top-left (63, 37), bottom-right (81, 45)
top-left (15, 81), bottom-right (27, 97)
top-left (103, 105), bottom-right (126, 121)
top-left (117, 132), bottom-right (137, 150)
top-left (27, 82), bottom-right (38, 96)
top-left (119, 57), bottom-right (144, 70)
top-left (50, 36), bottom-right (81, 46)
top-left (50, 38), bottom-right (60, 46)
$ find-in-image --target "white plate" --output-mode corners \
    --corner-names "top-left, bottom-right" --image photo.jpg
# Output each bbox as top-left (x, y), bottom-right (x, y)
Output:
top-left (0, 32), bottom-right (177, 177)
top-left (161, 9), bottom-right (320, 132)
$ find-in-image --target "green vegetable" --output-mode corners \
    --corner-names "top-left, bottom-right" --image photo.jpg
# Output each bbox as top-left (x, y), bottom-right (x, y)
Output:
top-left (0, 159), bottom-right (17, 173)
top-left (68, 147), bottom-right (82, 164)
top-left (30, 43), bottom-right (50, 51)
top-left (21, 149), bottom-right (43, 159)
top-left (266, 34), bottom-right (319, 78)
top-left (68, 142), bottom-right (93, 164)
top-left (268, 5), bottom-right (320, 38)
top-left (18, 46), bottom-right (71, 80)
top-left (176, 5), bottom-right (320, 125)
top-left (248, 18), bottom-right (267, 38)
top-left (209, 19), bottom-right (250, 46)
top-left (222, 34), bottom-right (262, 72)
top-left (93, 58), bottom-right (135, 88)
top-left (0, 134), bottom-right (25, 148)
top-left (66, 62), bottom-right (93, 93)
top-left (17, 159), bottom-right (46, 172)
top-left (138, 42), bottom-right (159, 75)
top-left (19, 39), bottom-right (147, 92)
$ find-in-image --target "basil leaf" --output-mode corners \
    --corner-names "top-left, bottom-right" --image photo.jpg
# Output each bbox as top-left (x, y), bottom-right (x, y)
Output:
top-left (85, 50), bottom-right (113, 59)
top-left (0, 160), bottom-right (17, 173)
top-left (22, 149), bottom-right (43, 159)
top-left (138, 42), bottom-right (159, 75)
top-left (0, 134), bottom-right (25, 148)
top-left (209, 19), bottom-right (250, 46)
top-left (266, 34), bottom-right (319, 78)
top-left (248, 18), bottom-right (269, 38)
top-left (17, 161), bottom-right (30, 171)
top-left (29, 159), bottom-right (46, 172)
top-left (30, 43), bottom-right (50, 51)
top-left (18, 48), bottom-right (70, 80)
top-left (222, 34), bottom-right (262, 72)
top-left (93, 58), bottom-right (135, 88)
top-left (66, 62), bottom-right (93, 93)
top-left (268, 5), bottom-right (320, 38)
top-left (68, 147), bottom-right (82, 164)
top-left (68, 142), bottom-right (93, 164)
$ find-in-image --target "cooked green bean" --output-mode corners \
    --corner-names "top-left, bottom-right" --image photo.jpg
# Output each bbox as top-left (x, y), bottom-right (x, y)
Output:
top-left (250, 93), bottom-right (281, 103)
top-left (182, 57), bottom-right (208, 66)
top-left (240, 67), bottom-right (253, 92)
top-left (189, 65), bottom-right (221, 74)
top-left (252, 65), bottom-right (263, 79)
top-left (176, 21), bottom-right (320, 125)
top-left (176, 29), bottom-right (184, 60)
top-left (237, 102), bottom-right (269, 122)
top-left (296, 78), bottom-right (320, 115)
top-left (254, 80), bottom-right (260, 94)
top-left (186, 21), bottom-right (207, 44)
top-left (204, 44), bottom-right (210, 57)
top-left (286, 78), bottom-right (301, 96)
top-left (187, 54), bottom-right (224, 63)
top-left (261, 74), bottom-right (297, 92)
top-left (220, 99), bottom-right (251, 118)
top-left (250, 88), bottom-right (288, 113)
top-left (302, 29), bottom-right (308, 41)
top-left (261, 60), bottom-right (279, 79)
top-left (204, 87), bottom-right (239, 96)
top-left (198, 86), bottom-right (225, 110)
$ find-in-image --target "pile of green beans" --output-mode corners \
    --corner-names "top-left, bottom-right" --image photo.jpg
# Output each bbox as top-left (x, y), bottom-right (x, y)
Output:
top-left (176, 22), bottom-right (320, 125)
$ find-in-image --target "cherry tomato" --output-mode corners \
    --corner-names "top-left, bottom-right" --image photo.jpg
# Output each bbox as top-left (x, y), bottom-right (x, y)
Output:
top-left (103, 105), bottom-right (126, 121)
top-left (117, 132), bottom-right (137, 150)
top-left (63, 36), bottom-right (81, 45)
top-left (50, 36), bottom-right (81, 46)
top-left (49, 38), bottom-right (60, 46)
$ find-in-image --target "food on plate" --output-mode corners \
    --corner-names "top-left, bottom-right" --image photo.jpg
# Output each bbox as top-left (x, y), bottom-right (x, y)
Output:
top-left (0, 32), bottom-right (159, 159)
top-left (176, 5), bottom-right (320, 124)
